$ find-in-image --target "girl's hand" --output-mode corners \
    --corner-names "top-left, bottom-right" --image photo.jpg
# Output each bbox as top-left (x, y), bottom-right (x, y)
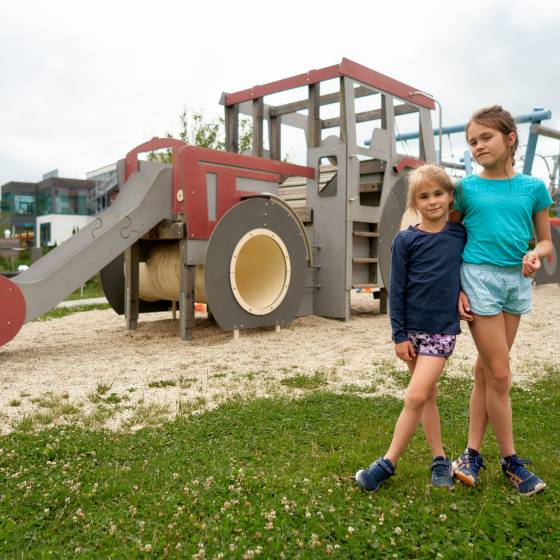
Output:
top-left (458, 291), bottom-right (473, 321)
top-left (522, 250), bottom-right (541, 277)
top-left (395, 341), bottom-right (416, 361)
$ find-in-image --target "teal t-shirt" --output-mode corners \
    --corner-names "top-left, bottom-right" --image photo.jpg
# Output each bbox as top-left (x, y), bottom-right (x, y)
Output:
top-left (453, 174), bottom-right (553, 266)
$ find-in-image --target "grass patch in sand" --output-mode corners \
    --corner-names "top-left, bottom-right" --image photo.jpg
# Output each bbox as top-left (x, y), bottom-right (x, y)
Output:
top-left (340, 383), bottom-right (377, 394)
top-left (36, 303), bottom-right (111, 321)
top-left (124, 401), bottom-right (171, 429)
top-left (1, 369), bottom-right (559, 557)
top-left (148, 379), bottom-right (178, 389)
top-left (281, 370), bottom-right (329, 390)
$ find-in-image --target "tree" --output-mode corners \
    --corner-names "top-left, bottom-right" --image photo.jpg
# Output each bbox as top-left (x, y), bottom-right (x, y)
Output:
top-left (148, 108), bottom-right (252, 163)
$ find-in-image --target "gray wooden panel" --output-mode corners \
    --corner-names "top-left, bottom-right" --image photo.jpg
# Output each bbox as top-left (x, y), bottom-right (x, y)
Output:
top-left (306, 139), bottom-right (349, 320)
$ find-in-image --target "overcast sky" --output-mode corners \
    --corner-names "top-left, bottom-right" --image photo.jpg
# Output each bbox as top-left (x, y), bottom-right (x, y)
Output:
top-left (1, 0), bottom-right (559, 186)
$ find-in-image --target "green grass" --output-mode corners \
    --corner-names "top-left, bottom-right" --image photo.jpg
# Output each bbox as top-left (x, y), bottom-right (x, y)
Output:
top-left (148, 379), bottom-right (178, 389)
top-left (280, 369), bottom-right (329, 390)
top-left (36, 304), bottom-right (111, 321)
top-left (0, 373), bottom-right (558, 558)
top-left (64, 273), bottom-right (105, 301)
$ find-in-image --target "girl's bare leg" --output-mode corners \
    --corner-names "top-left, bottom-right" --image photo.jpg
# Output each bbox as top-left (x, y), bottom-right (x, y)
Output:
top-left (467, 312), bottom-right (520, 457)
top-left (385, 356), bottom-right (447, 465)
top-left (466, 312), bottom-right (520, 453)
top-left (406, 360), bottom-right (445, 458)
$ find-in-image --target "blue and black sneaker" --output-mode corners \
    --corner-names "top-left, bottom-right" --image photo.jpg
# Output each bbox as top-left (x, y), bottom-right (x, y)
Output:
top-left (501, 456), bottom-right (546, 496)
top-left (452, 448), bottom-right (485, 487)
top-left (431, 456), bottom-right (454, 489)
top-left (355, 457), bottom-right (395, 492)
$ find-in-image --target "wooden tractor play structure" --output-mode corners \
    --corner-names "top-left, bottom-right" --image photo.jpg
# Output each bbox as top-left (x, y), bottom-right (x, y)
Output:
top-left (2, 58), bottom-right (556, 348)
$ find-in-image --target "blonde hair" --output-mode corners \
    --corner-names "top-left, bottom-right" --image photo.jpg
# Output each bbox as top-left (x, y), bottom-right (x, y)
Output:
top-left (407, 164), bottom-right (453, 211)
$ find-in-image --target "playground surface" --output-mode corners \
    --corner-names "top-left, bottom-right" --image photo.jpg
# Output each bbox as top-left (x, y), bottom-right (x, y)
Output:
top-left (1, 284), bottom-right (559, 433)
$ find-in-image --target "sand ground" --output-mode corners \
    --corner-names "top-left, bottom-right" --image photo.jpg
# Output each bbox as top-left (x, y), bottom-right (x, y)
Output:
top-left (1, 284), bottom-right (558, 433)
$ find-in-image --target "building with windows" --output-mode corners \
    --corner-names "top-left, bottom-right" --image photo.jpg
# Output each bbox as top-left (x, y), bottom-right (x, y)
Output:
top-left (0, 173), bottom-right (96, 247)
top-left (86, 163), bottom-right (119, 214)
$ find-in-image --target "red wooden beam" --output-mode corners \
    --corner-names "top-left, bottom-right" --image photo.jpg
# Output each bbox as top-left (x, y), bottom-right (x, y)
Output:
top-left (339, 58), bottom-right (435, 110)
top-left (225, 65), bottom-right (340, 106)
top-left (224, 59), bottom-right (436, 110)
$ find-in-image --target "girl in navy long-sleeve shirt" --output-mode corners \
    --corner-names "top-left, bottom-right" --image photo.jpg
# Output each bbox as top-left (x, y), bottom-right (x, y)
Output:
top-left (355, 164), bottom-right (466, 492)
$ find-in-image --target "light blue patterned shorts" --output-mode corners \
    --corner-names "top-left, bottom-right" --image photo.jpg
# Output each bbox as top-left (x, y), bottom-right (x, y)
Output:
top-left (460, 262), bottom-right (532, 316)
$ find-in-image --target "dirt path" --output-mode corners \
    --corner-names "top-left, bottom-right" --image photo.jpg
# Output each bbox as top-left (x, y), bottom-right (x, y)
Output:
top-left (1, 285), bottom-right (558, 432)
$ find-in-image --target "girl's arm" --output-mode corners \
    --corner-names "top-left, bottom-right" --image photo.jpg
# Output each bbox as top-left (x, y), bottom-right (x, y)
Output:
top-left (522, 208), bottom-right (553, 277)
top-left (389, 235), bottom-right (416, 361)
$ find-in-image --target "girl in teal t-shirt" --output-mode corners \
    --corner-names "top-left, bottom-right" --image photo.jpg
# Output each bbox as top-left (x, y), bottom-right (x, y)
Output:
top-left (450, 105), bottom-right (553, 496)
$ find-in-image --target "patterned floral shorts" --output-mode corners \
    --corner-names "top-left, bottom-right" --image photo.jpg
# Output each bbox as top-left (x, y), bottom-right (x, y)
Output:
top-left (408, 332), bottom-right (456, 358)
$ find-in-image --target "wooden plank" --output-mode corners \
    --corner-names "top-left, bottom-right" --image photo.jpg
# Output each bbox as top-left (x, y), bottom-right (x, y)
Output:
top-left (352, 258), bottom-right (379, 264)
top-left (322, 102), bottom-right (418, 129)
top-left (339, 77), bottom-right (348, 144)
top-left (359, 159), bottom-right (386, 174)
top-left (252, 98), bottom-right (264, 157)
top-left (179, 240), bottom-right (195, 341)
top-left (269, 116), bottom-right (281, 160)
top-left (308, 83), bottom-right (321, 148)
top-left (225, 104), bottom-right (239, 153)
top-left (279, 193), bottom-right (307, 202)
top-left (282, 199), bottom-right (307, 208)
top-left (359, 183), bottom-right (382, 193)
top-left (293, 207), bottom-right (313, 224)
top-left (353, 231), bottom-right (380, 238)
top-left (269, 85), bottom-right (377, 117)
top-left (124, 242), bottom-right (139, 330)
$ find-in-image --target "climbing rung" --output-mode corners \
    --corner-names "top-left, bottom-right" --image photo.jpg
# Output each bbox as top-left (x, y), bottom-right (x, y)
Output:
top-left (352, 283), bottom-right (380, 289)
top-left (352, 257), bottom-right (378, 264)
top-left (353, 231), bottom-right (379, 237)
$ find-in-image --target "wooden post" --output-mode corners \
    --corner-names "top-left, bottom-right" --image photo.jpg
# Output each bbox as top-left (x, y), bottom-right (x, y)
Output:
top-left (179, 240), bottom-right (195, 341)
top-left (308, 83), bottom-right (321, 148)
top-left (269, 116), bottom-right (281, 160)
top-left (339, 77), bottom-right (347, 145)
top-left (379, 288), bottom-right (388, 314)
top-left (124, 242), bottom-right (139, 330)
top-left (225, 105), bottom-right (239, 153)
top-left (252, 98), bottom-right (264, 157)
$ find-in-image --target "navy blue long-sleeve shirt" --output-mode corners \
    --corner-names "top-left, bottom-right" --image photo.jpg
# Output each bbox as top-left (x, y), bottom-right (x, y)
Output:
top-left (389, 222), bottom-right (467, 343)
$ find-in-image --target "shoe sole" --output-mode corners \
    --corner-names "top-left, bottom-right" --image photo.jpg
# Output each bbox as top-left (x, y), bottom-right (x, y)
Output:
top-left (515, 482), bottom-right (547, 497)
top-left (453, 467), bottom-right (476, 487)
top-left (451, 459), bottom-right (477, 487)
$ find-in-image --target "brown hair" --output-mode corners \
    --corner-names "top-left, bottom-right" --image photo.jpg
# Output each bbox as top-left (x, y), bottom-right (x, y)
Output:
top-left (406, 164), bottom-right (453, 211)
top-left (466, 105), bottom-right (519, 166)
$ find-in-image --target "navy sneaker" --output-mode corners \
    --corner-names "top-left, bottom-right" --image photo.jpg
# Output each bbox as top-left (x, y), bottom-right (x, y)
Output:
top-left (431, 456), bottom-right (454, 488)
top-left (501, 456), bottom-right (546, 496)
top-left (355, 457), bottom-right (395, 492)
top-left (452, 448), bottom-right (485, 487)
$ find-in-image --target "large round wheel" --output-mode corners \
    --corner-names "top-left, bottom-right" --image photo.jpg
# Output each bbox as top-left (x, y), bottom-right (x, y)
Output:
top-left (0, 275), bottom-right (26, 347)
top-left (204, 197), bottom-right (308, 330)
